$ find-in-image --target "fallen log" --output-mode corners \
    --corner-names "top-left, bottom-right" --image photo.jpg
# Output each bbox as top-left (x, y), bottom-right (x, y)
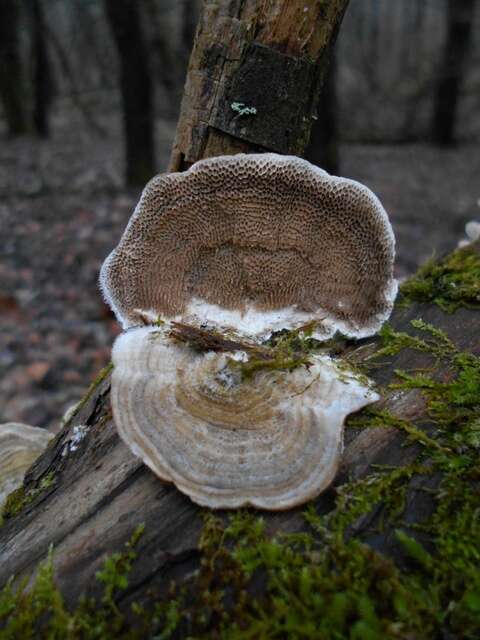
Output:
top-left (1, 244), bottom-right (479, 639)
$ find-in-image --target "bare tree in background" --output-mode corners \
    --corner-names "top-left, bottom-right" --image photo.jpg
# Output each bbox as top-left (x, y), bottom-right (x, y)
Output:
top-left (432, 0), bottom-right (476, 146)
top-left (306, 52), bottom-right (339, 174)
top-left (0, 0), bottom-right (27, 136)
top-left (181, 0), bottom-right (198, 69)
top-left (104, 0), bottom-right (155, 186)
top-left (30, 0), bottom-right (53, 137)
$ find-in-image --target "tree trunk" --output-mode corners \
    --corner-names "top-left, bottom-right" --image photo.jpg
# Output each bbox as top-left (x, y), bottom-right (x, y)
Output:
top-left (169, 0), bottom-right (350, 171)
top-left (431, 0), bottom-right (476, 146)
top-left (105, 0), bottom-right (155, 186)
top-left (30, 0), bottom-right (52, 138)
top-left (305, 51), bottom-right (339, 174)
top-left (181, 0), bottom-right (199, 69)
top-left (0, 0), bottom-right (27, 136)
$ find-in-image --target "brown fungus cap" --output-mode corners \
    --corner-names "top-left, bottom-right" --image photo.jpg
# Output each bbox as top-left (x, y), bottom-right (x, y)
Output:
top-left (100, 154), bottom-right (397, 340)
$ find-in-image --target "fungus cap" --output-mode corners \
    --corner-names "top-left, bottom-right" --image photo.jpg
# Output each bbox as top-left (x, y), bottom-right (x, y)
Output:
top-left (100, 153), bottom-right (397, 340)
top-left (0, 423), bottom-right (54, 507)
top-left (111, 326), bottom-right (379, 510)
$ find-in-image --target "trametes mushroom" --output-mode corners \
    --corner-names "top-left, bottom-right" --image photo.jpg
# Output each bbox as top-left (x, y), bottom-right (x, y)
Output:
top-left (101, 153), bottom-right (397, 510)
top-left (0, 423), bottom-right (54, 507)
top-left (111, 326), bottom-right (378, 510)
top-left (100, 153), bottom-right (397, 339)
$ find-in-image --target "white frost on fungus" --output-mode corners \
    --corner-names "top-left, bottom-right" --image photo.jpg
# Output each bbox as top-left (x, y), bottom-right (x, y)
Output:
top-left (110, 326), bottom-right (379, 510)
top-left (100, 153), bottom-right (397, 341)
top-left (0, 423), bottom-right (54, 507)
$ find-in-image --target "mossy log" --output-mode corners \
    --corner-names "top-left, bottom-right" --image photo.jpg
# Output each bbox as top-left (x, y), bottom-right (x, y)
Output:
top-left (0, 245), bottom-right (479, 630)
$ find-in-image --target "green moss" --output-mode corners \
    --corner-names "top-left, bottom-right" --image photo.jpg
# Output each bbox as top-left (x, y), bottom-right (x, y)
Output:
top-left (0, 526), bottom-right (146, 639)
top-left (373, 319), bottom-right (456, 361)
top-left (65, 362), bottom-right (114, 427)
top-left (1, 471), bottom-right (55, 524)
top-left (400, 245), bottom-right (480, 312)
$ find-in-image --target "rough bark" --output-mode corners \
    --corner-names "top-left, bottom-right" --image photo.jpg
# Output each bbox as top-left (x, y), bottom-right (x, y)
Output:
top-left (432, 0), bottom-right (476, 146)
top-left (105, 0), bottom-right (155, 186)
top-left (169, 0), bottom-right (350, 171)
top-left (0, 0), bottom-right (27, 136)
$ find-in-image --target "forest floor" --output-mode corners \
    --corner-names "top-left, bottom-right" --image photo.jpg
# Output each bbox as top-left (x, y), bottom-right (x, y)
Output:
top-left (1, 109), bottom-right (479, 432)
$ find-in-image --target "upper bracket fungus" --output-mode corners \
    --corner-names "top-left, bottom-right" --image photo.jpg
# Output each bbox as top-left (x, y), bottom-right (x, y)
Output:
top-left (0, 423), bottom-right (54, 508)
top-left (100, 153), bottom-right (397, 340)
top-left (101, 153), bottom-right (397, 510)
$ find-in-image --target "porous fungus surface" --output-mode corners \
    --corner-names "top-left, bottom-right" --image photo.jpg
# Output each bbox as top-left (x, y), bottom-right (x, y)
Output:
top-left (101, 153), bottom-right (397, 339)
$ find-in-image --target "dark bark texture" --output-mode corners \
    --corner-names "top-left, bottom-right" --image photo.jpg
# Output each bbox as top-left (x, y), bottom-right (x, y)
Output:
top-left (305, 51), bottom-right (339, 174)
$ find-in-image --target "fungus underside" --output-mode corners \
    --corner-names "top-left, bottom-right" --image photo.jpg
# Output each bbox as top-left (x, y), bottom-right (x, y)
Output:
top-left (1, 314), bottom-right (480, 638)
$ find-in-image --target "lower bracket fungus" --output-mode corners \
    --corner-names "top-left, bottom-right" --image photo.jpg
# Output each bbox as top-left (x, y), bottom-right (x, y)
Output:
top-left (111, 325), bottom-right (378, 510)
top-left (0, 422), bottom-right (54, 508)
top-left (101, 153), bottom-right (397, 510)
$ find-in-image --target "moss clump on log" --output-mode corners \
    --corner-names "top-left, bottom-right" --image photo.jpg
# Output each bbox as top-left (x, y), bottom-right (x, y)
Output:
top-left (0, 526), bottom-right (146, 639)
top-left (0, 471), bottom-right (55, 525)
top-left (400, 244), bottom-right (480, 312)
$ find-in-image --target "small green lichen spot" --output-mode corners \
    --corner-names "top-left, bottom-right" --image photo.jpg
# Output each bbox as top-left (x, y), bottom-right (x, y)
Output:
top-left (231, 101), bottom-right (257, 117)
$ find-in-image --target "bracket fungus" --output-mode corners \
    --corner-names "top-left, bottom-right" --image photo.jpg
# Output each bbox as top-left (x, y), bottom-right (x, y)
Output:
top-left (101, 153), bottom-right (397, 510)
top-left (0, 423), bottom-right (54, 507)
top-left (100, 153), bottom-right (397, 339)
top-left (111, 326), bottom-right (378, 510)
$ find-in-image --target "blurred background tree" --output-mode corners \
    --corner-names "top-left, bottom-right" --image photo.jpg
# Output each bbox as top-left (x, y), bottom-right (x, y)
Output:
top-left (0, 0), bottom-right (478, 178)
top-left (432, 0), bottom-right (476, 146)
top-left (0, 0), bottom-right (28, 136)
top-left (104, 0), bottom-right (155, 186)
